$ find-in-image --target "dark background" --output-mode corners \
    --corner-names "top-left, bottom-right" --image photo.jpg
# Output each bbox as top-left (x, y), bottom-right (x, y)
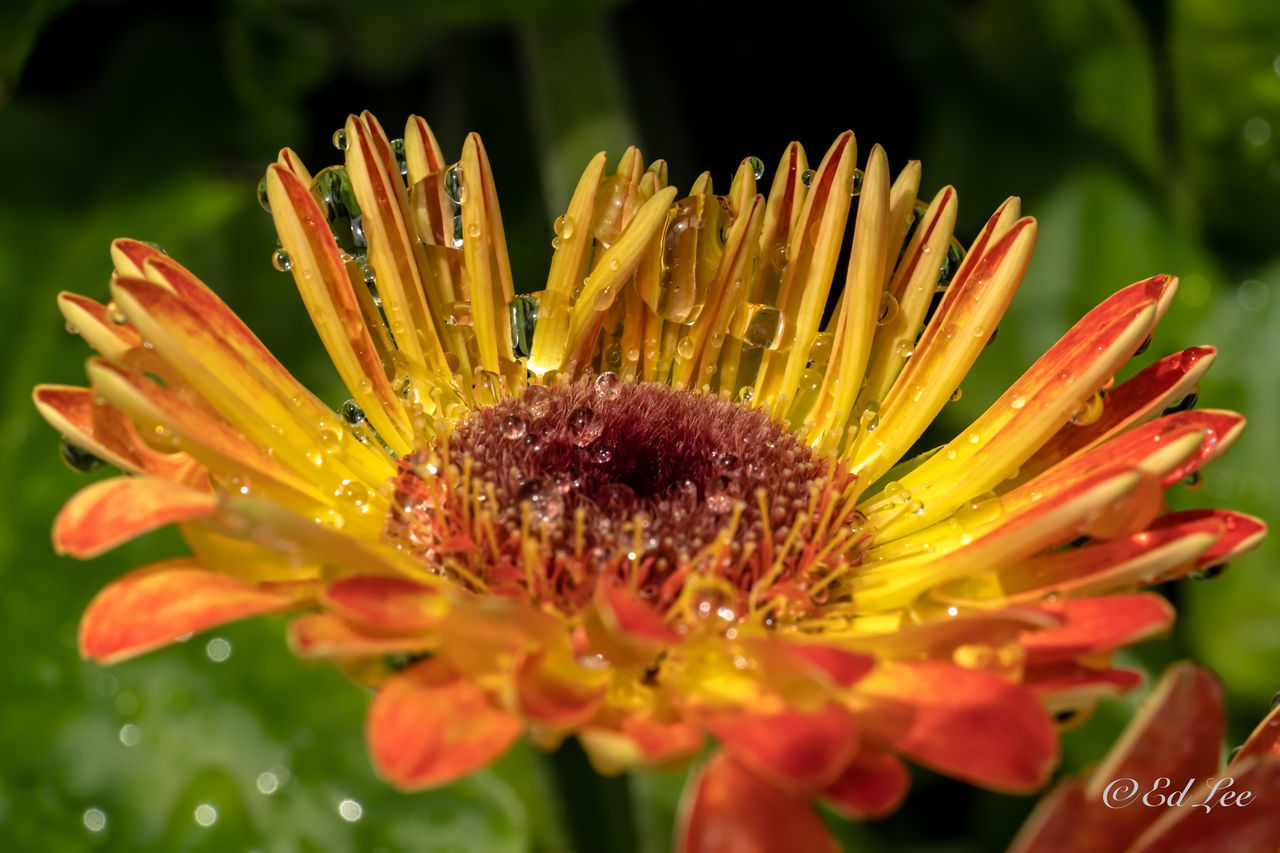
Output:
top-left (1, 0), bottom-right (1278, 850)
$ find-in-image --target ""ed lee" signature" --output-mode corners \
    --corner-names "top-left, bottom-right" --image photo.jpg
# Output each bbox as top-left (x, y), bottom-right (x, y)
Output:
top-left (1101, 777), bottom-right (1254, 814)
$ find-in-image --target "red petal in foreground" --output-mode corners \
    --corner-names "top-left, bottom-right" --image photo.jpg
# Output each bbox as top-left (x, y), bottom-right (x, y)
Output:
top-left (677, 752), bottom-right (840, 853)
top-left (698, 702), bottom-right (859, 791)
top-left (286, 613), bottom-right (435, 658)
top-left (321, 575), bottom-right (445, 634)
top-left (367, 657), bottom-right (522, 789)
top-left (54, 475), bottom-right (216, 558)
top-left (80, 559), bottom-right (298, 663)
top-left (1126, 758), bottom-right (1280, 853)
top-left (1232, 703), bottom-right (1280, 766)
top-left (856, 660), bottom-right (1058, 792)
top-left (821, 745), bottom-right (911, 819)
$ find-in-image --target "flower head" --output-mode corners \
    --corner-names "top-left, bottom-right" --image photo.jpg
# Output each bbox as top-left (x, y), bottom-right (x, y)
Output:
top-left (35, 112), bottom-right (1264, 850)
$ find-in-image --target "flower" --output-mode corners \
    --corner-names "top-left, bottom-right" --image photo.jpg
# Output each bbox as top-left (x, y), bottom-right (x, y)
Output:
top-left (1010, 663), bottom-right (1280, 852)
top-left (34, 112), bottom-right (1264, 851)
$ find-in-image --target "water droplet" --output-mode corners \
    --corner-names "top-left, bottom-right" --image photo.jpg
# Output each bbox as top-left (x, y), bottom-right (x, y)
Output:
top-left (524, 384), bottom-right (551, 417)
top-left (949, 387), bottom-right (963, 402)
top-left (1010, 395), bottom-right (1026, 410)
top-left (849, 169), bottom-right (864, 196)
top-left (595, 371), bottom-right (621, 397)
top-left (877, 292), bottom-right (900, 325)
top-left (748, 156), bottom-right (765, 180)
top-left (1191, 562), bottom-right (1228, 581)
top-left (256, 176), bottom-right (271, 212)
top-left (1183, 470), bottom-right (1203, 490)
top-left (60, 438), bottom-right (104, 473)
top-left (676, 337), bottom-right (695, 359)
top-left (444, 164), bottom-right (463, 205)
top-left (554, 214), bottom-right (575, 239)
top-left (860, 404), bottom-right (881, 433)
top-left (83, 808), bottom-right (107, 832)
top-left (568, 406), bottom-right (603, 446)
top-left (501, 414), bottom-right (527, 440)
top-left (338, 799), bottom-right (363, 822)
top-left (737, 386), bottom-right (754, 403)
top-left (597, 482), bottom-right (636, 512)
top-left (467, 222), bottom-right (481, 238)
top-left (705, 474), bottom-right (736, 513)
top-left (894, 339), bottom-right (913, 358)
top-left (106, 301), bottom-right (128, 324)
top-left (205, 637), bottom-right (231, 662)
top-left (332, 128), bottom-right (349, 151)
top-left (341, 400), bottom-right (366, 424)
top-left (194, 804), bottom-right (218, 827)
top-left (271, 249), bottom-right (292, 272)
top-left (800, 169), bottom-right (814, 187)
top-left (966, 431), bottom-right (981, 444)
top-left (1070, 392), bottom-right (1105, 426)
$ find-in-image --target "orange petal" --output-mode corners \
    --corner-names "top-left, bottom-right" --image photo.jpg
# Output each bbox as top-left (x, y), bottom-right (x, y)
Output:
top-left (287, 612), bottom-right (434, 658)
top-left (53, 475), bottom-right (216, 558)
top-left (1024, 663), bottom-right (1144, 710)
top-left (1015, 345), bottom-right (1217, 484)
top-left (1020, 594), bottom-right (1174, 665)
top-left (512, 648), bottom-right (608, 728)
top-left (821, 745), bottom-right (911, 819)
top-left (1232, 703), bottom-right (1280, 767)
top-left (677, 752), bottom-right (840, 853)
top-left (58, 291), bottom-right (143, 361)
top-left (80, 558), bottom-right (298, 663)
top-left (438, 596), bottom-right (562, 675)
top-left (856, 660), bottom-right (1058, 792)
top-left (583, 582), bottom-right (680, 667)
top-left (321, 575), bottom-right (445, 634)
top-left (1006, 781), bottom-right (1097, 853)
top-left (699, 702), bottom-right (859, 791)
top-left (366, 657), bottom-right (522, 789)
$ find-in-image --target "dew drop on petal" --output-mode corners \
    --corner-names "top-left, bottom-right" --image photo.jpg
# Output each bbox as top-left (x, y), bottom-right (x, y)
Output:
top-left (271, 249), bottom-right (292, 272)
top-left (749, 156), bottom-right (765, 180)
top-left (553, 214), bottom-right (575, 239)
top-left (800, 169), bottom-right (814, 187)
top-left (524, 384), bottom-right (551, 417)
top-left (676, 337), bottom-right (695, 359)
top-left (332, 129), bottom-right (349, 150)
top-left (1010, 395), bottom-right (1026, 410)
top-left (591, 444), bottom-right (613, 464)
top-left (949, 387), bottom-right (963, 402)
top-left (705, 474), bottom-right (736, 513)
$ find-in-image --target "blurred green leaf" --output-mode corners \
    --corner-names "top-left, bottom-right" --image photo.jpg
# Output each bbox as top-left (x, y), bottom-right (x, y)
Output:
top-left (0, 0), bottom-right (76, 105)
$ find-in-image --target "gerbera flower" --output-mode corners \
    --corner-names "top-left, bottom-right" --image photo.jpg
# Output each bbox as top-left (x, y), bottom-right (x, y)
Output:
top-left (35, 111), bottom-right (1264, 851)
top-left (1011, 663), bottom-right (1280, 852)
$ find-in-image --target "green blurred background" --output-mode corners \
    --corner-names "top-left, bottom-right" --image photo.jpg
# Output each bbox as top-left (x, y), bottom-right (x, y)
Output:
top-left (1, 0), bottom-right (1278, 850)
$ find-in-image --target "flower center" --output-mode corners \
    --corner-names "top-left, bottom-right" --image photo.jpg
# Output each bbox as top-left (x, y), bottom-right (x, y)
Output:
top-left (387, 375), bottom-right (866, 618)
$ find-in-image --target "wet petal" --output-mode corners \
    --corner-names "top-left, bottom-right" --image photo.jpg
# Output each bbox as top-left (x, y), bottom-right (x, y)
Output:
top-left (80, 558), bottom-right (298, 663)
top-left (513, 647), bottom-right (608, 728)
top-left (677, 752), bottom-right (840, 853)
top-left (1231, 703), bottom-right (1280, 767)
top-left (1126, 759), bottom-right (1280, 853)
top-left (367, 657), bottom-right (522, 789)
top-left (321, 575), bottom-right (445, 635)
top-left (54, 475), bottom-right (216, 558)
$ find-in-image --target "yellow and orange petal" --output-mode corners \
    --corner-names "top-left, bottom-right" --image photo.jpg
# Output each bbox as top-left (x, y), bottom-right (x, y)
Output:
top-left (33, 111), bottom-right (1267, 849)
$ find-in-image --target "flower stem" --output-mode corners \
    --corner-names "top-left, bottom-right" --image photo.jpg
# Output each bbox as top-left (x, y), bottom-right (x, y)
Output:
top-left (546, 738), bottom-right (638, 853)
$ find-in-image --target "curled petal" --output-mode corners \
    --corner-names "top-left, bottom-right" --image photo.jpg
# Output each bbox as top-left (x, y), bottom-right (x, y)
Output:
top-left (81, 559), bottom-right (299, 663)
top-left (1231, 703), bottom-right (1280, 767)
top-left (677, 752), bottom-right (840, 853)
top-left (367, 657), bottom-right (522, 789)
top-left (54, 476), bottom-right (216, 558)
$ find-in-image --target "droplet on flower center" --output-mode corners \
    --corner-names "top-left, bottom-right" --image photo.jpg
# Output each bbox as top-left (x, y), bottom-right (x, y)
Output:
top-left (388, 380), bottom-right (862, 615)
